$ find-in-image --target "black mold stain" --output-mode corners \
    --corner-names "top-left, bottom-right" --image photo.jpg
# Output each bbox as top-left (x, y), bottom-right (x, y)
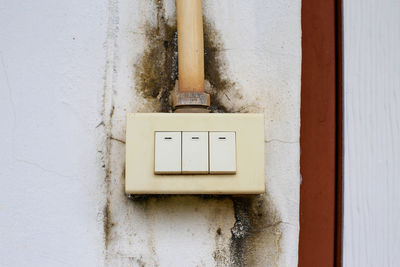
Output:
top-left (135, 1), bottom-right (177, 112)
top-left (230, 197), bottom-right (254, 266)
top-left (127, 194), bottom-right (281, 266)
top-left (131, 1), bottom-right (279, 266)
top-left (104, 197), bottom-right (112, 250)
top-left (127, 194), bottom-right (230, 203)
top-left (216, 227), bottom-right (222, 235)
top-left (203, 20), bottom-right (237, 113)
top-left (135, 1), bottom-right (238, 113)
top-left (230, 195), bottom-right (282, 267)
top-left (127, 256), bottom-right (146, 267)
top-left (103, 109), bottom-right (116, 252)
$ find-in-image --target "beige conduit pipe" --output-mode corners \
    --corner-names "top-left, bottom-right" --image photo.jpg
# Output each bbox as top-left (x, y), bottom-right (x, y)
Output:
top-left (174, 0), bottom-right (210, 113)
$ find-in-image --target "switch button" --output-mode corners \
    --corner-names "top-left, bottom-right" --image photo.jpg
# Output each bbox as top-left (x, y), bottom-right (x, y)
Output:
top-left (182, 132), bottom-right (209, 174)
top-left (154, 132), bottom-right (181, 174)
top-left (209, 132), bottom-right (236, 174)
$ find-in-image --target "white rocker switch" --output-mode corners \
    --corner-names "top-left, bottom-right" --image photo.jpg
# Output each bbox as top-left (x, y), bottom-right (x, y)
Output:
top-left (182, 132), bottom-right (209, 174)
top-left (209, 132), bottom-right (236, 174)
top-left (154, 132), bottom-right (181, 174)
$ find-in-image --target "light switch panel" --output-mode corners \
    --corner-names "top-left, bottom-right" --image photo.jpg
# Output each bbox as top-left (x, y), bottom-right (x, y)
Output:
top-left (126, 113), bottom-right (265, 194)
top-left (209, 132), bottom-right (236, 174)
top-left (154, 132), bottom-right (181, 174)
top-left (182, 132), bottom-right (208, 174)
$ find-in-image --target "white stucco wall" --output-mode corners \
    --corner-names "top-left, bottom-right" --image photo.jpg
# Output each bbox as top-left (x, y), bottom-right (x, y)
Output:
top-left (0, 0), bottom-right (108, 266)
top-left (0, 0), bottom-right (301, 266)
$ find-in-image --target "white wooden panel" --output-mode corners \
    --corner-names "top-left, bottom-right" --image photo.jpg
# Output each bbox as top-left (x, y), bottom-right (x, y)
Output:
top-left (343, 0), bottom-right (400, 266)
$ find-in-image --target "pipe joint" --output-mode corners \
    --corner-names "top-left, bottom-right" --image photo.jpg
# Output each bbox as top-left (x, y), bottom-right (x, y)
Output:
top-left (173, 92), bottom-right (210, 113)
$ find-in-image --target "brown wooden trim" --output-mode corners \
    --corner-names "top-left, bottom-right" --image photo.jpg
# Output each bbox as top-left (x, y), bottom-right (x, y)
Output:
top-left (299, 0), bottom-right (342, 266)
top-left (334, 0), bottom-right (343, 266)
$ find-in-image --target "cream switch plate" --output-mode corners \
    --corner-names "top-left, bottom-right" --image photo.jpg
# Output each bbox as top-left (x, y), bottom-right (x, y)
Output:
top-left (182, 132), bottom-right (208, 174)
top-left (154, 132), bottom-right (181, 174)
top-left (209, 132), bottom-right (236, 174)
top-left (126, 113), bottom-right (265, 194)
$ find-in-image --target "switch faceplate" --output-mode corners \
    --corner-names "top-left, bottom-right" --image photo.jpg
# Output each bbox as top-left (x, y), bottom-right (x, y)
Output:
top-left (182, 132), bottom-right (208, 174)
top-left (209, 132), bottom-right (236, 174)
top-left (154, 132), bottom-right (181, 174)
top-left (126, 113), bottom-right (265, 194)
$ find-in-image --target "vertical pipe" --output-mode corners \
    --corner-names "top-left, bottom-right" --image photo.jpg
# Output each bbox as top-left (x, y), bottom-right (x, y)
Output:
top-left (176, 0), bottom-right (205, 93)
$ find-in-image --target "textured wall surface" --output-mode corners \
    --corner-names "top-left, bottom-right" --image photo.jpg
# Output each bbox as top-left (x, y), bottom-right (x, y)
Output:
top-left (0, 0), bottom-right (108, 266)
top-left (0, 0), bottom-right (301, 266)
